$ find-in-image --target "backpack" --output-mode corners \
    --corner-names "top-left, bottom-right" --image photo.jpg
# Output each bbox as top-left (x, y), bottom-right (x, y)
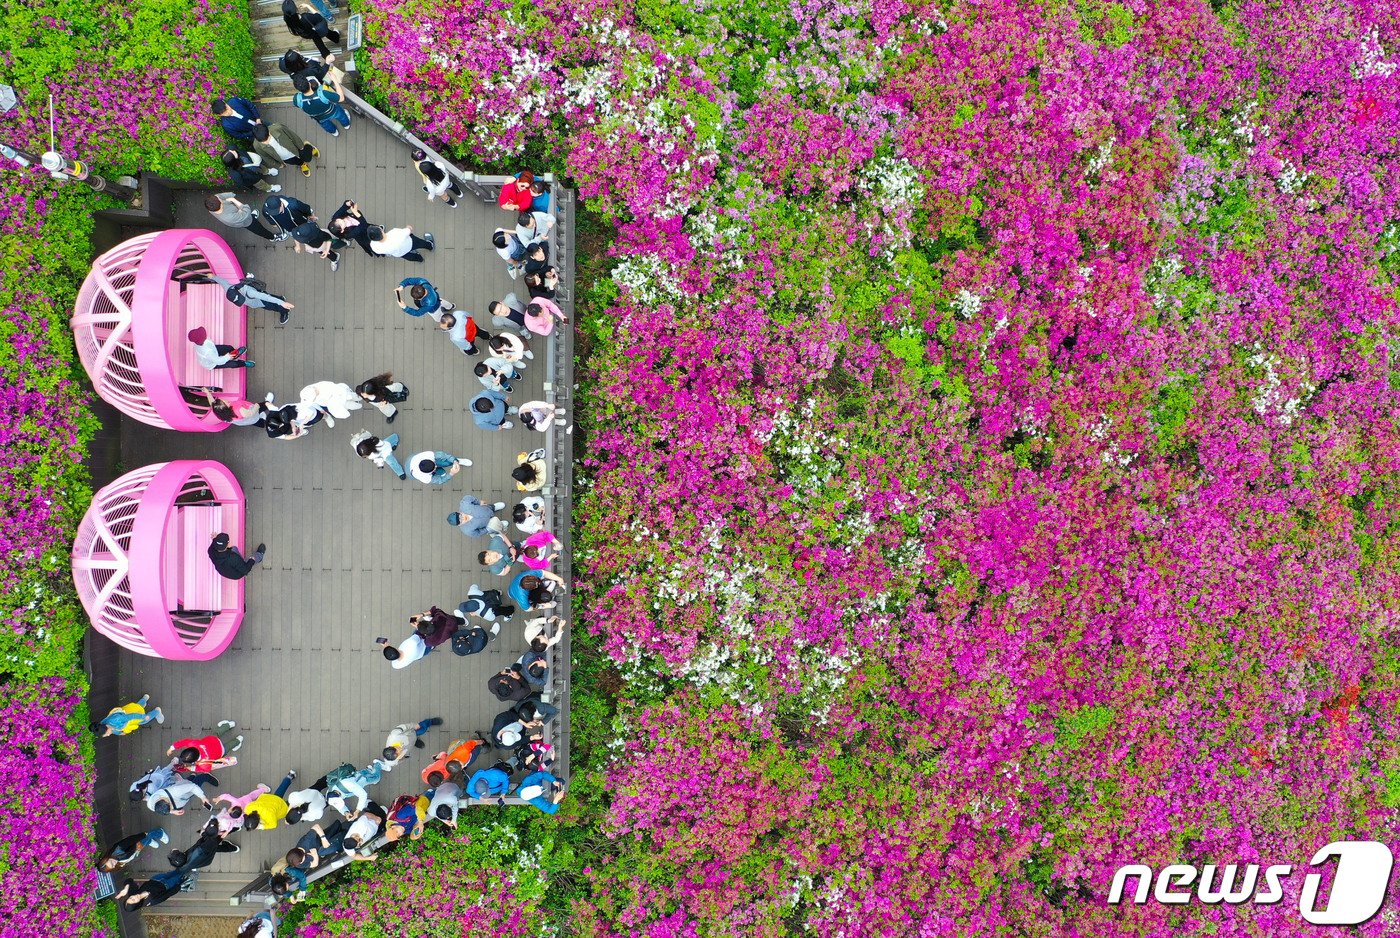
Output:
top-left (385, 385), bottom-right (410, 404)
top-left (323, 762), bottom-right (357, 788)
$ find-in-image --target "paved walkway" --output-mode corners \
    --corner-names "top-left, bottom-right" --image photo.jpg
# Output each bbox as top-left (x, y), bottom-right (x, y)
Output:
top-left (108, 101), bottom-right (573, 900)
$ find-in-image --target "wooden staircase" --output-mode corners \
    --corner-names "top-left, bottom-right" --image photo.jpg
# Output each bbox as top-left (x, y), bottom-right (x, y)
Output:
top-left (143, 871), bottom-right (265, 918)
top-left (249, 0), bottom-right (353, 103)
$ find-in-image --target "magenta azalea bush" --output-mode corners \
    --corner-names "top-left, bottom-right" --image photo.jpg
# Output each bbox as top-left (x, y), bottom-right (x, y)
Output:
top-left (352, 0), bottom-right (1400, 935)
top-left (0, 0), bottom-right (253, 931)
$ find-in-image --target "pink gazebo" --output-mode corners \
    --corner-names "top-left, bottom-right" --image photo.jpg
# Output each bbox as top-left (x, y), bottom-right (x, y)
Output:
top-left (72, 229), bottom-right (245, 432)
top-left (72, 460), bottom-right (246, 661)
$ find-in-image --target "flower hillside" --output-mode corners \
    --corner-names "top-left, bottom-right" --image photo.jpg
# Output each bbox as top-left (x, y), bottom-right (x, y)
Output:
top-left (351, 0), bottom-right (1400, 934)
top-left (0, 0), bottom-right (253, 932)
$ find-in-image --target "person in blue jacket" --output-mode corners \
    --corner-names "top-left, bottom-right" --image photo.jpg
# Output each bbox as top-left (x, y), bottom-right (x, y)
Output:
top-left (471, 389), bottom-right (513, 431)
top-left (517, 772), bottom-right (566, 815)
top-left (467, 763), bottom-right (513, 806)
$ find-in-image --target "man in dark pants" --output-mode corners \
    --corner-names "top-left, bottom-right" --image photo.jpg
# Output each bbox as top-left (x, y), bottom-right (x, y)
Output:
top-left (262, 194), bottom-right (315, 239)
top-left (212, 96), bottom-right (262, 141)
top-left (329, 199), bottom-right (379, 257)
top-left (208, 533), bottom-right (266, 580)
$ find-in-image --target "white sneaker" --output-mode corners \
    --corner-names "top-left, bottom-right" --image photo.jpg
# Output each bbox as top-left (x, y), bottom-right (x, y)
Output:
top-left (458, 458), bottom-right (473, 468)
top-left (493, 502), bottom-right (507, 510)
top-left (267, 168), bottom-right (279, 176)
top-left (216, 720), bottom-right (236, 730)
top-left (269, 184), bottom-right (283, 192)
top-left (501, 421), bottom-right (514, 429)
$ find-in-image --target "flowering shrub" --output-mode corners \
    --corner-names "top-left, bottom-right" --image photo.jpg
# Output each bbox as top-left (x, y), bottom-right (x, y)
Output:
top-left (337, 0), bottom-right (1400, 934)
top-left (0, 1), bottom-right (252, 932)
top-left (290, 821), bottom-right (558, 937)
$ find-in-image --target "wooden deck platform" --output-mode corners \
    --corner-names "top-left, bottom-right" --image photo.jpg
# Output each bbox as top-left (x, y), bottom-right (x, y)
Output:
top-left (101, 101), bottom-right (575, 907)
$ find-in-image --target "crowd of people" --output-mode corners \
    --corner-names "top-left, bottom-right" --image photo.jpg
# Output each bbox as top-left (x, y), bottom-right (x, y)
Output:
top-left (96, 38), bottom-right (574, 926)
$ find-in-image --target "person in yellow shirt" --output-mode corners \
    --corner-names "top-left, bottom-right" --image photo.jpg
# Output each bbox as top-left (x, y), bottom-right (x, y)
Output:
top-left (91, 695), bottom-right (164, 737)
top-left (244, 770), bottom-right (297, 830)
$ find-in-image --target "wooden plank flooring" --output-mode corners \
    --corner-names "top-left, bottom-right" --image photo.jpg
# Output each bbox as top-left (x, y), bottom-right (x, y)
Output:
top-left (108, 102), bottom-right (573, 892)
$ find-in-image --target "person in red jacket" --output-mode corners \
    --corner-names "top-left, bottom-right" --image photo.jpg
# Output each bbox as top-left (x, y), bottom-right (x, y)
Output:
top-left (498, 171), bottom-right (535, 213)
top-left (168, 721), bottom-right (244, 773)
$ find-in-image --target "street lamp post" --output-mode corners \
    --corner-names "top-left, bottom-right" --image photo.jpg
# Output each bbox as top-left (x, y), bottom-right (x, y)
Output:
top-left (39, 149), bottom-right (138, 201)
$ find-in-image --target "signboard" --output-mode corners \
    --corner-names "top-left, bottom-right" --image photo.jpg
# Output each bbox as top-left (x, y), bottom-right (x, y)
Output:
top-left (94, 871), bottom-right (116, 901)
top-left (346, 13), bottom-right (363, 51)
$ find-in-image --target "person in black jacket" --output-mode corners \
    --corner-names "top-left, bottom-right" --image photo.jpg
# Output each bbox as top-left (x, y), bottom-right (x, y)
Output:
top-left (208, 533), bottom-right (266, 580)
top-left (278, 48), bottom-right (332, 85)
top-left (221, 148), bottom-right (281, 193)
top-left (329, 199), bottom-right (379, 257)
top-left (282, 0), bottom-right (340, 58)
top-left (262, 194), bottom-right (315, 239)
top-left (169, 824), bottom-right (240, 874)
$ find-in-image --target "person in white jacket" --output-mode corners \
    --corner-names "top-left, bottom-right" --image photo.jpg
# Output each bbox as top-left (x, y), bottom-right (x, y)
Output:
top-left (411, 148), bottom-right (462, 207)
top-left (351, 430), bottom-right (406, 480)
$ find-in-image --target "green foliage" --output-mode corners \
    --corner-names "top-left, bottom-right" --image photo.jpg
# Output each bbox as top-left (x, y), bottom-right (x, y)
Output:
top-left (1054, 704), bottom-right (1115, 750)
top-left (1076, 0), bottom-right (1138, 48)
top-left (1150, 373), bottom-right (1197, 454)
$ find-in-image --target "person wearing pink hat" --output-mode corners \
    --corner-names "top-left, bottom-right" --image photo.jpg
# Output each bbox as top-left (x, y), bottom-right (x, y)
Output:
top-left (188, 327), bottom-right (254, 369)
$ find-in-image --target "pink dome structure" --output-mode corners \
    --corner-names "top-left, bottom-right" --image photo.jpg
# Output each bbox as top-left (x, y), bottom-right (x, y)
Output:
top-left (72, 229), bottom-right (245, 432)
top-left (72, 460), bottom-right (246, 661)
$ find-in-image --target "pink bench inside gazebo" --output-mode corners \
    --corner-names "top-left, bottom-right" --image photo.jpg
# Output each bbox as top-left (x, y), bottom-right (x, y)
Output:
top-left (72, 229), bottom-right (245, 432)
top-left (72, 460), bottom-right (246, 661)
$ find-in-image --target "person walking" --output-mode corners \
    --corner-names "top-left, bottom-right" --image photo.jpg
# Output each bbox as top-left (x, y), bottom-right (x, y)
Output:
top-left (263, 193), bottom-right (314, 239)
top-left (471, 389), bottom-right (513, 431)
top-left (411, 148), bottom-right (463, 207)
top-left (478, 530), bottom-right (518, 577)
top-left (145, 774), bottom-right (219, 817)
top-left (212, 96), bottom-right (262, 141)
top-left (168, 826), bottom-right (240, 874)
top-left (447, 494), bottom-right (509, 538)
top-left (513, 496), bottom-right (547, 535)
top-left (292, 220), bottom-right (342, 272)
top-left (474, 357), bottom-right (519, 394)
top-left (168, 721), bottom-right (244, 773)
top-left (371, 224), bottom-right (436, 262)
top-left (498, 171), bottom-right (535, 213)
top-left (211, 783), bottom-right (271, 835)
top-left (292, 74), bottom-right (351, 136)
top-left (517, 772), bottom-right (566, 815)
top-left (129, 759), bottom-right (181, 804)
top-left (488, 293), bottom-right (528, 335)
top-left (515, 209), bottom-right (555, 247)
top-left (376, 628), bottom-right (429, 670)
top-left (251, 121), bottom-right (319, 178)
top-left (436, 311), bottom-right (489, 355)
top-left (410, 606), bottom-right (459, 651)
top-left (282, 0), bottom-right (340, 59)
top-left (330, 199), bottom-right (378, 256)
top-left (450, 619), bottom-right (499, 657)
top-left (244, 770), bottom-right (298, 831)
top-left (188, 327), bottom-right (254, 369)
top-left (114, 869), bottom-right (195, 910)
top-left (188, 272), bottom-right (295, 323)
top-left (519, 530), bottom-right (562, 570)
top-left (221, 147), bottom-right (281, 193)
top-left (351, 430), bottom-right (407, 480)
top-left (395, 277), bottom-right (453, 320)
top-left (466, 763), bottom-right (513, 805)
top-left (300, 381), bottom-right (362, 423)
top-left (326, 762), bottom-right (386, 819)
top-left (457, 584), bottom-right (515, 625)
top-left (492, 228), bottom-right (527, 278)
top-left (524, 297), bottom-right (569, 337)
top-left (204, 192), bottom-right (279, 241)
top-left (278, 48), bottom-right (332, 85)
top-left (381, 717), bottom-right (444, 769)
top-left (513, 448), bottom-right (548, 492)
top-left (516, 399), bottom-right (568, 433)
top-left (356, 373), bottom-right (408, 422)
top-left (208, 533), bottom-right (265, 580)
top-left (92, 695), bottom-right (164, 737)
top-left (408, 450), bottom-right (470, 485)
top-left (98, 829), bottom-right (169, 872)
top-left (285, 781), bottom-right (329, 825)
